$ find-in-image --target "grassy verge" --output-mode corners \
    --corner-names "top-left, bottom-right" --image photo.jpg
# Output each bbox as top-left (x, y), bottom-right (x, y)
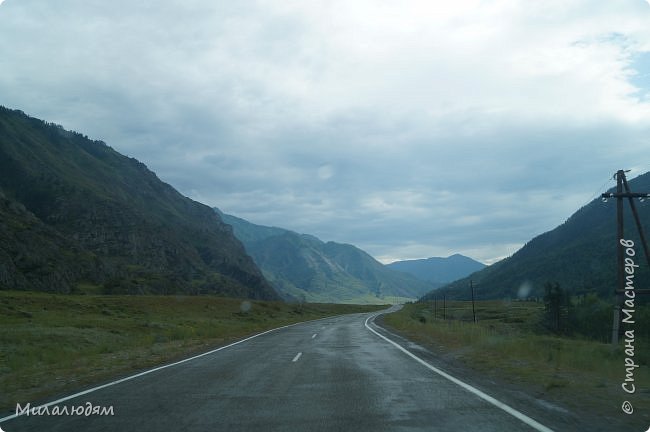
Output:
top-left (383, 301), bottom-right (650, 425)
top-left (0, 290), bottom-right (384, 411)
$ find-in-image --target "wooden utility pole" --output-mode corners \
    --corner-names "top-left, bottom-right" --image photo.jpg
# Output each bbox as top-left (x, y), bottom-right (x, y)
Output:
top-left (601, 170), bottom-right (650, 345)
top-left (621, 174), bottom-right (650, 267)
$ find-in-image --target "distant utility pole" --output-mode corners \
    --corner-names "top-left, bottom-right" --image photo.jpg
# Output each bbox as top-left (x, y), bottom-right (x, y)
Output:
top-left (470, 280), bottom-right (477, 323)
top-left (601, 170), bottom-right (650, 345)
top-left (443, 295), bottom-right (446, 320)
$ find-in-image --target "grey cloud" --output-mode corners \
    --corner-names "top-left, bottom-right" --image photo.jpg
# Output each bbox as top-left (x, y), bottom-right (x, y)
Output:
top-left (1, 0), bottom-right (649, 264)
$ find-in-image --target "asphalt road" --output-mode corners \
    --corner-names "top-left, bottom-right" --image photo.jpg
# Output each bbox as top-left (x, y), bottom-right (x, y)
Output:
top-left (2, 308), bottom-right (555, 432)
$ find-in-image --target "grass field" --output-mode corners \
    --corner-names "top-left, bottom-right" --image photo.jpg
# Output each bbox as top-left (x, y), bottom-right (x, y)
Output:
top-left (383, 301), bottom-right (650, 424)
top-left (0, 291), bottom-right (384, 411)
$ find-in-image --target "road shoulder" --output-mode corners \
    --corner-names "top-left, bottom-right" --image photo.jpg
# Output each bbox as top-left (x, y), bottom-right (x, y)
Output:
top-left (372, 313), bottom-right (638, 432)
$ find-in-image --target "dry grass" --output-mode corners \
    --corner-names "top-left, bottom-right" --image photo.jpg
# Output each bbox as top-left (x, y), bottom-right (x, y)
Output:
top-left (384, 301), bottom-right (650, 425)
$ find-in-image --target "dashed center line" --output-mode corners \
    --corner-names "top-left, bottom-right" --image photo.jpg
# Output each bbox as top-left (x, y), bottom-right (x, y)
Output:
top-left (312, 333), bottom-right (317, 339)
top-left (292, 352), bottom-right (302, 362)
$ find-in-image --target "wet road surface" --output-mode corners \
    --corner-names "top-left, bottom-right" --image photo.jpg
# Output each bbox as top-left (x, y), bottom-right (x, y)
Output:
top-left (2, 308), bottom-right (554, 431)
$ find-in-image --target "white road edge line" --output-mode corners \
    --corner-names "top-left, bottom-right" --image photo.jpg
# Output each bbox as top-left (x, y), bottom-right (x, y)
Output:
top-left (364, 314), bottom-right (555, 432)
top-left (292, 352), bottom-right (303, 362)
top-left (1, 316), bottom-right (332, 424)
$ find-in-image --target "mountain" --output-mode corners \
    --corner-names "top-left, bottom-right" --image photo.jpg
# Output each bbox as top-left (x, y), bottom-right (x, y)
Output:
top-left (423, 172), bottom-right (650, 301)
top-left (0, 106), bottom-right (278, 300)
top-left (216, 209), bottom-right (435, 303)
top-left (386, 254), bottom-right (485, 284)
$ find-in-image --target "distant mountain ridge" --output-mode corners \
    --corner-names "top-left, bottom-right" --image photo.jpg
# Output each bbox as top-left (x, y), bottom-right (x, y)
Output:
top-left (387, 254), bottom-right (485, 284)
top-left (424, 171), bottom-right (650, 301)
top-left (216, 209), bottom-right (436, 303)
top-left (0, 106), bottom-right (278, 300)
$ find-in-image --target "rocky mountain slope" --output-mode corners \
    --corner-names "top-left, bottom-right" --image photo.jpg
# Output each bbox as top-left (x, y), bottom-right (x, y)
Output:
top-left (217, 210), bottom-right (435, 303)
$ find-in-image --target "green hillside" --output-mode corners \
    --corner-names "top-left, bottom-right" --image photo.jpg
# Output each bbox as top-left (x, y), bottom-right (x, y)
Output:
top-left (0, 106), bottom-right (278, 300)
top-left (426, 171), bottom-right (650, 300)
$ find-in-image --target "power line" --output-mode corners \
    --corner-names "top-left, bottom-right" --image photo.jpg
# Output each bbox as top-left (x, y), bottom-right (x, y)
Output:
top-left (586, 176), bottom-right (616, 204)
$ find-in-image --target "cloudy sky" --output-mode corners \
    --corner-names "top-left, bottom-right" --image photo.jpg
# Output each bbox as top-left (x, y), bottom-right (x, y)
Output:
top-left (1, 0), bottom-right (649, 264)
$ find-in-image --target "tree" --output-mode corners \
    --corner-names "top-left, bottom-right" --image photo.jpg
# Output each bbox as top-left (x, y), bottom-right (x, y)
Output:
top-left (543, 282), bottom-right (571, 333)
